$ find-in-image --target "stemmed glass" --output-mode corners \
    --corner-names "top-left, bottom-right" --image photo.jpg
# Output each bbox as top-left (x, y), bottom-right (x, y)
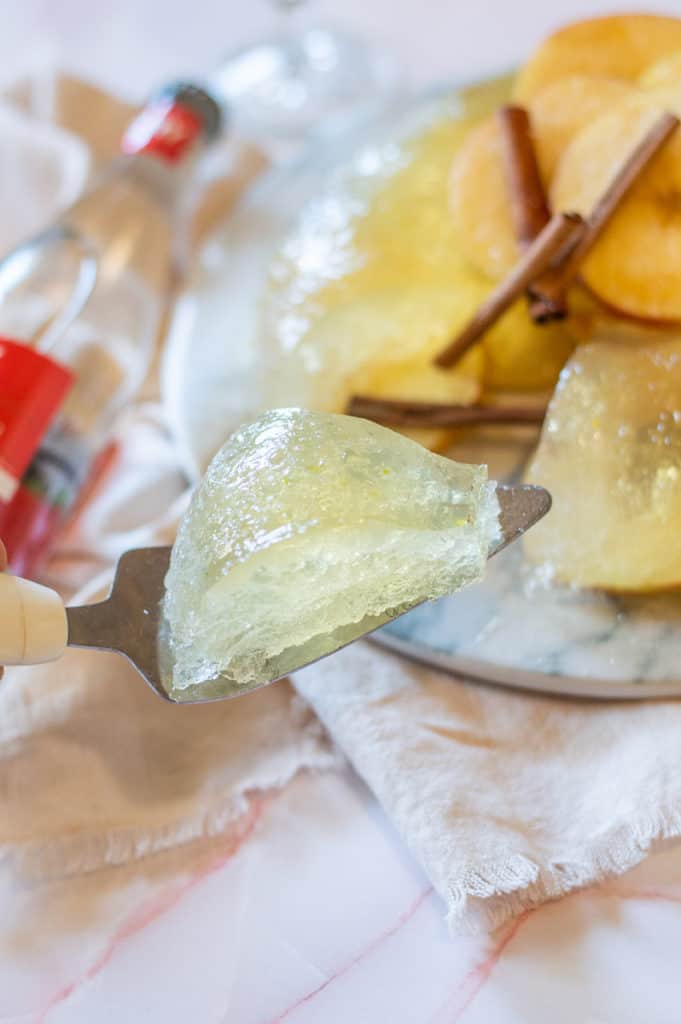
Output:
top-left (212, 0), bottom-right (401, 148)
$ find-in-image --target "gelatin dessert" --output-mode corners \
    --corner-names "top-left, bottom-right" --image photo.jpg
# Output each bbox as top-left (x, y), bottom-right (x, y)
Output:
top-left (164, 409), bottom-right (499, 699)
top-left (525, 338), bottom-right (681, 591)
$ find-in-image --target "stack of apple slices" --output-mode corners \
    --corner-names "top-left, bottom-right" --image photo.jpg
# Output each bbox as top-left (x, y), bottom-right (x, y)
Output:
top-left (257, 11), bottom-right (681, 593)
top-left (475, 12), bottom-right (681, 593)
top-left (451, 14), bottom-right (681, 322)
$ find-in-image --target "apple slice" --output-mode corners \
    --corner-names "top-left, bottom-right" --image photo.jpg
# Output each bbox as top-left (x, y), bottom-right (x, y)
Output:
top-left (350, 346), bottom-right (482, 451)
top-left (528, 75), bottom-right (636, 180)
top-left (449, 117), bottom-right (519, 280)
top-left (263, 285), bottom-right (485, 451)
top-left (482, 294), bottom-right (576, 393)
top-left (525, 337), bottom-right (681, 591)
top-left (551, 91), bottom-right (681, 320)
top-left (567, 287), bottom-right (681, 346)
top-left (514, 14), bottom-right (681, 101)
top-left (639, 51), bottom-right (681, 89)
top-left (449, 76), bottom-right (635, 280)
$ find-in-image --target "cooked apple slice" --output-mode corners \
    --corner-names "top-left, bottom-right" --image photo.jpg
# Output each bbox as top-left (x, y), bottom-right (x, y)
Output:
top-left (482, 294), bottom-right (576, 393)
top-left (364, 288), bottom-right (578, 401)
top-left (262, 285), bottom-right (485, 449)
top-left (164, 409), bottom-right (499, 697)
top-left (264, 262), bottom-right (576, 429)
top-left (349, 341), bottom-right (482, 451)
top-left (265, 284), bottom-right (488, 406)
top-left (449, 76), bottom-right (635, 279)
top-left (338, 276), bottom-right (577, 406)
top-left (525, 337), bottom-right (681, 591)
top-left (551, 92), bottom-right (681, 320)
top-left (448, 117), bottom-right (519, 280)
top-left (567, 286), bottom-right (681, 346)
top-left (264, 82), bottom-right (512, 321)
top-left (639, 51), bottom-right (681, 89)
top-left (529, 75), bottom-right (636, 180)
top-left (514, 14), bottom-right (681, 101)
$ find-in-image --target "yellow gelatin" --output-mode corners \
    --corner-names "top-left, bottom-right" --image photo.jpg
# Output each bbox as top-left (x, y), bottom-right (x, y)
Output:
top-left (525, 339), bottom-right (681, 591)
top-left (256, 93), bottom-right (509, 445)
top-left (258, 77), bottom-right (578, 422)
top-left (164, 409), bottom-right (499, 699)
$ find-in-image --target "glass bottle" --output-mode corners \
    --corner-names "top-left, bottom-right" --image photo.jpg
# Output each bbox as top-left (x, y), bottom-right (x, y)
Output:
top-left (0, 81), bottom-right (223, 577)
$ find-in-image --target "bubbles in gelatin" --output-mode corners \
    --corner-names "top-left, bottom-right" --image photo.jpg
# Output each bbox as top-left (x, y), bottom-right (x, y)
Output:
top-left (163, 409), bottom-right (498, 699)
top-left (525, 338), bottom-right (681, 590)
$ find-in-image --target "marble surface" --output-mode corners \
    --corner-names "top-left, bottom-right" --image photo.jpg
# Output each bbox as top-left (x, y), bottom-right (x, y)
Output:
top-left (5, 767), bottom-right (681, 1022)
top-left (6, 1), bottom-right (681, 1020)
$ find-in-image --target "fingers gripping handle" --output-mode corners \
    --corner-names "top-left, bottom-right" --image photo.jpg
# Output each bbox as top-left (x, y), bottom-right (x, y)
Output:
top-left (0, 574), bottom-right (67, 664)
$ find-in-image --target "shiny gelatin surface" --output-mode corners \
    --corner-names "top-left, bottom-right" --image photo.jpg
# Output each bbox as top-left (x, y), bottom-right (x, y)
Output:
top-left (257, 97), bottom-right (496, 452)
top-left (164, 409), bottom-right (498, 699)
top-left (525, 338), bottom-right (681, 591)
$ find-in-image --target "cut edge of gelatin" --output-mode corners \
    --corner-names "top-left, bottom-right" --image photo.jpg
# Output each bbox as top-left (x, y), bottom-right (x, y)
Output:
top-left (163, 409), bottom-right (500, 701)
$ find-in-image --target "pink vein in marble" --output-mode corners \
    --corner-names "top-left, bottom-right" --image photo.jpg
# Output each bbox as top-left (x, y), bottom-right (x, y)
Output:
top-left (35, 797), bottom-right (267, 1023)
top-left (273, 886), bottom-right (433, 1022)
top-left (429, 910), bottom-right (531, 1023)
top-left (609, 886), bottom-right (681, 905)
top-left (429, 883), bottom-right (681, 1023)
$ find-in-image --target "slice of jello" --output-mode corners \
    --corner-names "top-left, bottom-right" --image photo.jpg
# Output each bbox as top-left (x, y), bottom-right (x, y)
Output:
top-left (525, 338), bottom-right (681, 591)
top-left (163, 409), bottom-right (499, 700)
top-left (257, 111), bottom-right (488, 452)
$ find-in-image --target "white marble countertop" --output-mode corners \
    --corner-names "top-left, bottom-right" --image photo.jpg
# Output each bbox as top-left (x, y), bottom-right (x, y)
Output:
top-left (4, 0), bottom-right (681, 1019)
top-left (5, 766), bottom-right (681, 1022)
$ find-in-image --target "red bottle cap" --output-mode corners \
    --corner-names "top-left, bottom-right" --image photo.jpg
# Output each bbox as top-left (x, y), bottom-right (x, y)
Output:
top-left (0, 338), bottom-right (74, 503)
top-left (121, 99), bottom-right (203, 163)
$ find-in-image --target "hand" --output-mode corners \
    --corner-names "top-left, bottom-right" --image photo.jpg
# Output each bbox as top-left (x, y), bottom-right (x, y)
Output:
top-left (0, 540), bottom-right (6, 682)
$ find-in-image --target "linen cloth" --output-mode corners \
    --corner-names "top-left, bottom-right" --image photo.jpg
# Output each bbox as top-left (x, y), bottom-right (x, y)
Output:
top-left (2, 68), bottom-right (680, 934)
top-left (0, 70), bottom-right (335, 883)
top-left (295, 642), bottom-right (681, 930)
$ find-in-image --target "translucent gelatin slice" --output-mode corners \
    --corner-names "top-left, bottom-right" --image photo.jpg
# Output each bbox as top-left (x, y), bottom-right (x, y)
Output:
top-left (525, 338), bottom-right (681, 591)
top-left (163, 409), bottom-right (498, 700)
top-left (256, 106), bottom-right (489, 451)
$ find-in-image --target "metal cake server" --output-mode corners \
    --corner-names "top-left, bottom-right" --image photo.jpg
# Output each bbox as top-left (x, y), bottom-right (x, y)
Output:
top-left (1, 483), bottom-right (550, 704)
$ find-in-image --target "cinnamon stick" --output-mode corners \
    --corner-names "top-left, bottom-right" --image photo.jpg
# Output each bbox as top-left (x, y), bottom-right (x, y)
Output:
top-left (529, 110), bottom-right (680, 322)
top-left (497, 105), bottom-right (550, 248)
top-left (347, 396), bottom-right (546, 429)
top-left (434, 211), bottom-right (585, 368)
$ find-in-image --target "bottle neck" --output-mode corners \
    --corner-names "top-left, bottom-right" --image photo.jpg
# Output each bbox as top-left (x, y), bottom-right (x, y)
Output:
top-left (99, 147), bottom-right (201, 216)
top-left (62, 85), bottom-right (221, 285)
top-left (105, 91), bottom-right (215, 213)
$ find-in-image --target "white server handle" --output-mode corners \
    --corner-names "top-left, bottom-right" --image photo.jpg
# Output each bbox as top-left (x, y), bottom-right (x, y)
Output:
top-left (0, 574), bottom-right (67, 664)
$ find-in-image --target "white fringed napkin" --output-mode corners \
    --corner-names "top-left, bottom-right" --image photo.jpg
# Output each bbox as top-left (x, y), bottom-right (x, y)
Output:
top-left (295, 642), bottom-right (681, 931)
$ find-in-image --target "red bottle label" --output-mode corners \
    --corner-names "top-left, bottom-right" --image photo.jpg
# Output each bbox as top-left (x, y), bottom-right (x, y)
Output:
top-left (0, 427), bottom-right (92, 578)
top-left (0, 482), bottom-right (65, 578)
top-left (121, 99), bottom-right (202, 163)
top-left (0, 340), bottom-right (74, 503)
